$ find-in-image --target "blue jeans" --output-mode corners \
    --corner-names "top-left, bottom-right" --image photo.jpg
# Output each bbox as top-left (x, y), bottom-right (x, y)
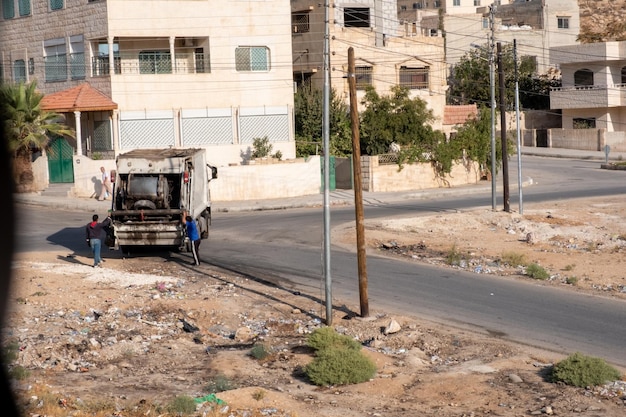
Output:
top-left (90, 238), bottom-right (102, 266)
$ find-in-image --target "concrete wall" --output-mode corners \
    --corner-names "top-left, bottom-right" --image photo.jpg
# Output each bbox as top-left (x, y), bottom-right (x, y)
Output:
top-left (70, 156), bottom-right (117, 199)
top-left (361, 155), bottom-right (480, 192)
top-left (209, 156), bottom-right (322, 201)
top-left (547, 128), bottom-right (626, 152)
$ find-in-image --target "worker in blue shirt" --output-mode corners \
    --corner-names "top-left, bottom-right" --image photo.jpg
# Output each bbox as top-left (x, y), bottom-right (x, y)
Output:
top-left (185, 215), bottom-right (201, 266)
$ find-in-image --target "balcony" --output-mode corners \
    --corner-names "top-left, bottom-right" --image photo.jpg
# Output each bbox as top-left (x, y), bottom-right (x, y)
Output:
top-left (550, 84), bottom-right (626, 109)
top-left (91, 51), bottom-right (210, 77)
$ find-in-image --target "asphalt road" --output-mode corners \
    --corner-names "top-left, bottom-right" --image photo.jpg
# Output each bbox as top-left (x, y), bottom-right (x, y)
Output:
top-left (15, 155), bottom-right (626, 367)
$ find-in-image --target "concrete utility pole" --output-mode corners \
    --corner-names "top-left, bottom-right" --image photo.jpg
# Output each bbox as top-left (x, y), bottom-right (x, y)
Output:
top-left (513, 39), bottom-right (523, 214)
top-left (497, 42), bottom-right (510, 213)
top-left (322, 0), bottom-right (332, 325)
top-left (347, 47), bottom-right (369, 318)
top-left (489, 4), bottom-right (497, 211)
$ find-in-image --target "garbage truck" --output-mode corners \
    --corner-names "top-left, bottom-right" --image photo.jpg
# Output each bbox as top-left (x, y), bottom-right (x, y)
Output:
top-left (109, 148), bottom-right (217, 254)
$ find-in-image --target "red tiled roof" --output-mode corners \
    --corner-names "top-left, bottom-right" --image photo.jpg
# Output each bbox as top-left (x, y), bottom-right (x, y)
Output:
top-left (443, 104), bottom-right (478, 126)
top-left (40, 83), bottom-right (118, 112)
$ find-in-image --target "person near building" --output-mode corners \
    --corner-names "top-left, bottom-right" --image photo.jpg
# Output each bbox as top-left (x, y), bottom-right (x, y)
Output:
top-left (86, 213), bottom-right (112, 267)
top-left (185, 215), bottom-right (201, 266)
top-left (98, 166), bottom-right (112, 201)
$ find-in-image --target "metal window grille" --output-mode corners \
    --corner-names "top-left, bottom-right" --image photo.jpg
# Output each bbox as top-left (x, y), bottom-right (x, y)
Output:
top-left (557, 17), bottom-right (569, 29)
top-left (292, 12), bottom-right (310, 33)
top-left (44, 54), bottom-right (67, 82)
top-left (453, 0), bottom-right (460, 6)
top-left (13, 59), bottom-right (26, 82)
top-left (92, 56), bottom-right (121, 76)
top-left (235, 47), bottom-right (269, 72)
top-left (3, 0), bottom-right (15, 18)
top-left (92, 120), bottom-right (112, 151)
top-left (50, 0), bottom-right (63, 10)
top-left (70, 52), bottom-right (85, 80)
top-left (19, 0), bottom-right (30, 16)
top-left (138, 51), bottom-right (172, 74)
top-left (194, 49), bottom-right (210, 73)
top-left (399, 66), bottom-right (429, 89)
top-left (355, 66), bottom-right (372, 90)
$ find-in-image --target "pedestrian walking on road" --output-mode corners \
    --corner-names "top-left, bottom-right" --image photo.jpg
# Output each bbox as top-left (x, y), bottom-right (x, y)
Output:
top-left (185, 215), bottom-right (201, 266)
top-left (98, 166), bottom-right (112, 201)
top-left (86, 213), bottom-right (112, 267)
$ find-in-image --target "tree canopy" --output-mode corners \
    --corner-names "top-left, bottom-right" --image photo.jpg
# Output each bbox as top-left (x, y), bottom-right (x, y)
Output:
top-left (447, 44), bottom-right (560, 110)
top-left (0, 81), bottom-right (74, 157)
top-left (293, 85), bottom-right (351, 157)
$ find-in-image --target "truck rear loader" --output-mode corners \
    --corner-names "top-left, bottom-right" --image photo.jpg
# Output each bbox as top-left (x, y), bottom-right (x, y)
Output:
top-left (109, 148), bottom-right (217, 254)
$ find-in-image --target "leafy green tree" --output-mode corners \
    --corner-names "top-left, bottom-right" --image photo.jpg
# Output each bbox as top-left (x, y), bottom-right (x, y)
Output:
top-left (0, 81), bottom-right (75, 190)
top-left (293, 85), bottom-right (351, 157)
top-left (448, 44), bottom-right (560, 110)
top-left (359, 85), bottom-right (441, 156)
top-left (452, 106), bottom-right (502, 177)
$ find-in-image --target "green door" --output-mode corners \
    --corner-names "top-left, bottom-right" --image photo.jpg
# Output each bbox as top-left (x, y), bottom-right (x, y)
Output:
top-left (320, 155), bottom-right (336, 192)
top-left (48, 138), bottom-right (74, 183)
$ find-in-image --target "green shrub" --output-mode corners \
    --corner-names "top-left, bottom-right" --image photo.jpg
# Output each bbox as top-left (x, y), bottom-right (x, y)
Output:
top-left (501, 251), bottom-right (526, 267)
top-left (305, 347), bottom-right (376, 386)
top-left (251, 136), bottom-right (273, 159)
top-left (526, 263), bottom-right (549, 280)
top-left (166, 395), bottom-right (196, 415)
top-left (249, 343), bottom-right (271, 360)
top-left (307, 327), bottom-right (361, 352)
top-left (205, 374), bottom-right (235, 393)
top-left (8, 365), bottom-right (29, 380)
top-left (445, 244), bottom-right (463, 266)
top-left (565, 276), bottom-right (578, 285)
top-left (551, 352), bottom-right (621, 387)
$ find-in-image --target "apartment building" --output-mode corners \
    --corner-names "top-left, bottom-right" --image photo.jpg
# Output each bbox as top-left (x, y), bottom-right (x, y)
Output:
top-left (291, 0), bottom-right (447, 129)
top-left (550, 41), bottom-right (626, 133)
top-left (409, 0), bottom-right (579, 73)
top-left (0, 0), bottom-right (296, 174)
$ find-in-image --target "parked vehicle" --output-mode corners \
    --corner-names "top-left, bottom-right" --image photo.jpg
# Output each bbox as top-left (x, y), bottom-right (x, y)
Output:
top-left (109, 148), bottom-right (217, 254)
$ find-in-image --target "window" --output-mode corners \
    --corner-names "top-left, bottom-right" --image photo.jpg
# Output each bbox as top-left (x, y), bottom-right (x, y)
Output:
top-left (412, 3), bottom-right (421, 9)
top-left (139, 51), bottom-right (172, 74)
top-left (355, 66), bottom-right (372, 90)
top-left (482, 17), bottom-right (489, 29)
top-left (28, 57), bottom-right (34, 75)
top-left (474, 0), bottom-right (481, 6)
top-left (344, 7), bottom-right (369, 28)
top-left (69, 35), bottom-right (85, 80)
top-left (557, 16), bottom-right (569, 29)
top-left (453, 0), bottom-right (460, 6)
top-left (44, 38), bottom-right (67, 82)
top-left (195, 48), bottom-right (209, 73)
top-left (574, 69), bottom-right (593, 87)
top-left (50, 0), bottom-right (63, 10)
top-left (573, 118), bottom-right (595, 129)
top-left (292, 11), bottom-right (310, 34)
top-left (399, 66), bottom-right (429, 89)
top-left (235, 46), bottom-right (269, 72)
top-left (622, 66), bottom-right (626, 84)
top-left (3, 0), bottom-right (30, 18)
top-left (93, 42), bottom-right (120, 76)
top-left (13, 59), bottom-right (26, 82)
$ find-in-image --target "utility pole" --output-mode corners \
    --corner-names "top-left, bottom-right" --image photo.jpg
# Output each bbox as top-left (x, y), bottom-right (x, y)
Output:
top-left (347, 47), bottom-right (369, 318)
top-left (489, 4), bottom-right (497, 211)
top-left (322, 0), bottom-right (332, 325)
top-left (514, 39), bottom-right (523, 214)
top-left (497, 42), bottom-right (510, 213)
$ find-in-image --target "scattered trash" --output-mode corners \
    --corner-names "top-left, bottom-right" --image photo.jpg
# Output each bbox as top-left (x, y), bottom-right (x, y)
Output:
top-left (194, 393), bottom-right (226, 405)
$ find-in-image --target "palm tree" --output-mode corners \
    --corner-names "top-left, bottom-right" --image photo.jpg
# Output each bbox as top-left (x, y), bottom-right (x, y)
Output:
top-left (0, 81), bottom-right (75, 192)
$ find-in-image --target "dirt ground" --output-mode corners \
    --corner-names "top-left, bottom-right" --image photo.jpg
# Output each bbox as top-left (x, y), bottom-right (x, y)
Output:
top-left (5, 196), bottom-right (626, 417)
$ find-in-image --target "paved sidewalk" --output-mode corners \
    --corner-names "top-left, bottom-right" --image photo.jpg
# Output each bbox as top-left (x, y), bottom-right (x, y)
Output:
top-left (13, 146), bottom-right (626, 213)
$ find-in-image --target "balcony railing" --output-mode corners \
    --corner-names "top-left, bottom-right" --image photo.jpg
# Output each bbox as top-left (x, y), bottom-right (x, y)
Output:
top-left (91, 51), bottom-right (210, 76)
top-left (550, 84), bottom-right (626, 109)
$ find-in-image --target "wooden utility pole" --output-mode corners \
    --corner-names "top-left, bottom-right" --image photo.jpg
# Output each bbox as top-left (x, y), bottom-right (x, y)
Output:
top-left (347, 47), bottom-right (369, 318)
top-left (497, 42), bottom-right (510, 212)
